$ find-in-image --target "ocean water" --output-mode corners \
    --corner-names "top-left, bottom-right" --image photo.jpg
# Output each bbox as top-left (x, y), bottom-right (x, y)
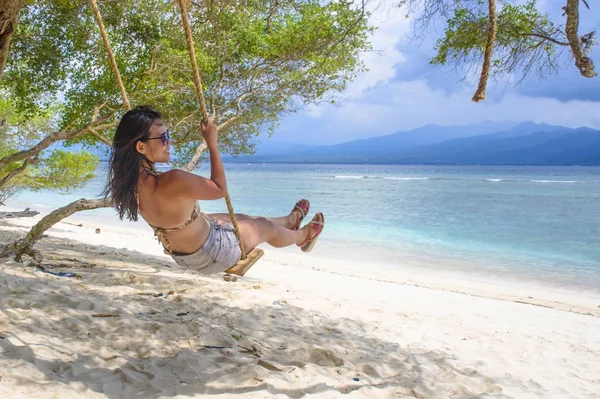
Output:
top-left (7, 163), bottom-right (600, 293)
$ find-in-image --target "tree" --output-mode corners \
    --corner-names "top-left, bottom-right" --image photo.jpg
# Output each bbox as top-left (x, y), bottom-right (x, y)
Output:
top-left (393, 0), bottom-right (597, 100)
top-left (0, 0), bottom-right (372, 260)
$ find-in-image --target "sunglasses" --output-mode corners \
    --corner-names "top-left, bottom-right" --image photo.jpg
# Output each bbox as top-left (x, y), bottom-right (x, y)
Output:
top-left (143, 130), bottom-right (171, 146)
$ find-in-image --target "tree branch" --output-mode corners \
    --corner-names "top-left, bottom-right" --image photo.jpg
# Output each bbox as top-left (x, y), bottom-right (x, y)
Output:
top-left (265, 0), bottom-right (281, 31)
top-left (211, 63), bottom-right (225, 118)
top-left (94, 122), bottom-right (118, 131)
top-left (0, 128), bottom-right (71, 170)
top-left (172, 109), bottom-right (200, 130)
top-left (521, 33), bottom-right (569, 46)
top-left (86, 128), bottom-right (113, 147)
top-left (0, 156), bottom-right (37, 189)
top-left (217, 91), bottom-right (247, 132)
top-left (323, 0), bottom-right (366, 59)
top-left (565, 0), bottom-right (597, 77)
top-left (217, 116), bottom-right (240, 132)
top-left (0, 104), bottom-right (117, 171)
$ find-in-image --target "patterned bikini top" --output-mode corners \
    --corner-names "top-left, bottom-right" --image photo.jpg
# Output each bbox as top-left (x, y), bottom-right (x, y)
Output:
top-left (147, 202), bottom-right (201, 254)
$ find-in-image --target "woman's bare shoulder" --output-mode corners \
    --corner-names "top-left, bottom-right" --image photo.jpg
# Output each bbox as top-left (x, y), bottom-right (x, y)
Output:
top-left (161, 168), bottom-right (189, 181)
top-left (159, 168), bottom-right (224, 201)
top-left (159, 169), bottom-right (202, 198)
top-left (159, 169), bottom-right (191, 189)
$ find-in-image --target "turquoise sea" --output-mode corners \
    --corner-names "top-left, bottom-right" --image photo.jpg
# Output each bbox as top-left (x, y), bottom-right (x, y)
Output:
top-left (6, 163), bottom-right (600, 294)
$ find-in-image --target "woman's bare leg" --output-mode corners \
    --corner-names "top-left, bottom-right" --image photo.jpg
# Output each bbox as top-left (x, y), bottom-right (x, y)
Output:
top-left (208, 212), bottom-right (296, 229)
top-left (208, 199), bottom-right (308, 229)
top-left (237, 217), bottom-right (313, 250)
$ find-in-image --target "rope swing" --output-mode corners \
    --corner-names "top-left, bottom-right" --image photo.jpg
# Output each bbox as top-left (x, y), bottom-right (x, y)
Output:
top-left (472, 0), bottom-right (498, 102)
top-left (91, 0), bottom-right (263, 276)
top-left (90, 0), bottom-right (131, 111)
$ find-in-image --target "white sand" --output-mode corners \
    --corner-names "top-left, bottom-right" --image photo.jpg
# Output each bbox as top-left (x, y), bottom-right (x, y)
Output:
top-left (1, 207), bottom-right (599, 399)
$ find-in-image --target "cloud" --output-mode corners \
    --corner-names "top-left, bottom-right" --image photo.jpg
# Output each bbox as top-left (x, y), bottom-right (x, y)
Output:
top-left (517, 67), bottom-right (600, 102)
top-left (342, 4), bottom-right (410, 98)
top-left (304, 103), bottom-right (323, 118)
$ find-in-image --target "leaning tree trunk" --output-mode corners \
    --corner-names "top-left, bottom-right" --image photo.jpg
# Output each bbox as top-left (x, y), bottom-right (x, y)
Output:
top-left (565, 0), bottom-right (597, 78)
top-left (0, 197), bottom-right (112, 262)
top-left (0, 0), bottom-right (24, 80)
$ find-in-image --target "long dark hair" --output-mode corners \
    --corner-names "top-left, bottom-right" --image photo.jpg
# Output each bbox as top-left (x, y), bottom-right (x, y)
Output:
top-left (104, 105), bottom-right (162, 221)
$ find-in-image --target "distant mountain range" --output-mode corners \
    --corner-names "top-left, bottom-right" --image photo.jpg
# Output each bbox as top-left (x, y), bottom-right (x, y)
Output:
top-left (224, 121), bottom-right (600, 166)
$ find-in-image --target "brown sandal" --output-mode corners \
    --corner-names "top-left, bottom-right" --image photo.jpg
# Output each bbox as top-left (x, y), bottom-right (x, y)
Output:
top-left (299, 212), bottom-right (325, 252)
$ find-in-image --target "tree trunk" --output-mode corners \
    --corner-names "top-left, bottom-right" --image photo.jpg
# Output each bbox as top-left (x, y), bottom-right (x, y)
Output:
top-left (0, 197), bottom-right (112, 262)
top-left (0, 0), bottom-right (24, 80)
top-left (184, 142), bottom-right (207, 172)
top-left (565, 0), bottom-right (597, 78)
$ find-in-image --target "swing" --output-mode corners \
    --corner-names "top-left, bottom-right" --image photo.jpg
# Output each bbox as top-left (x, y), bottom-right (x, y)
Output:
top-left (91, 0), bottom-right (264, 276)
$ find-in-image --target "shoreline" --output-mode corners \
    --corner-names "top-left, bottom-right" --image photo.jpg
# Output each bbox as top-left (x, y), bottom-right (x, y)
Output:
top-left (1, 204), bottom-right (599, 317)
top-left (6, 192), bottom-right (600, 300)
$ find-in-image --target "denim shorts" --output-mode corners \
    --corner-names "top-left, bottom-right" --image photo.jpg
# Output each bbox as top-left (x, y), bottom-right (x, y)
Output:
top-left (170, 219), bottom-right (241, 274)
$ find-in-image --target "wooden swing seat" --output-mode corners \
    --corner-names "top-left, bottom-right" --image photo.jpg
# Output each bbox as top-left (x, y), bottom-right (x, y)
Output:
top-left (225, 247), bottom-right (264, 276)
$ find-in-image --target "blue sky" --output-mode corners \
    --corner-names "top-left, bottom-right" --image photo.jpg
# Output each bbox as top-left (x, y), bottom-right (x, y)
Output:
top-left (268, 1), bottom-right (600, 145)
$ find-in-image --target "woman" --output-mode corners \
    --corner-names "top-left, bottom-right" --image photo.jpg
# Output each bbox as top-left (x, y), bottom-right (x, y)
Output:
top-left (105, 106), bottom-right (324, 274)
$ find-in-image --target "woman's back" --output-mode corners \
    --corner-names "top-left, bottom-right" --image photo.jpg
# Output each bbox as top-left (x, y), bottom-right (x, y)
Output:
top-left (137, 172), bottom-right (211, 254)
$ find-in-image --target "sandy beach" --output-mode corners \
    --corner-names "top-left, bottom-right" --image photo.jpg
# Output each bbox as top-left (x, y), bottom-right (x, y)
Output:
top-left (1, 207), bottom-right (599, 399)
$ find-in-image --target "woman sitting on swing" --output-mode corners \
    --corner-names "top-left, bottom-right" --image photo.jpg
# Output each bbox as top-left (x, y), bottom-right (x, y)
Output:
top-left (105, 106), bottom-right (325, 274)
